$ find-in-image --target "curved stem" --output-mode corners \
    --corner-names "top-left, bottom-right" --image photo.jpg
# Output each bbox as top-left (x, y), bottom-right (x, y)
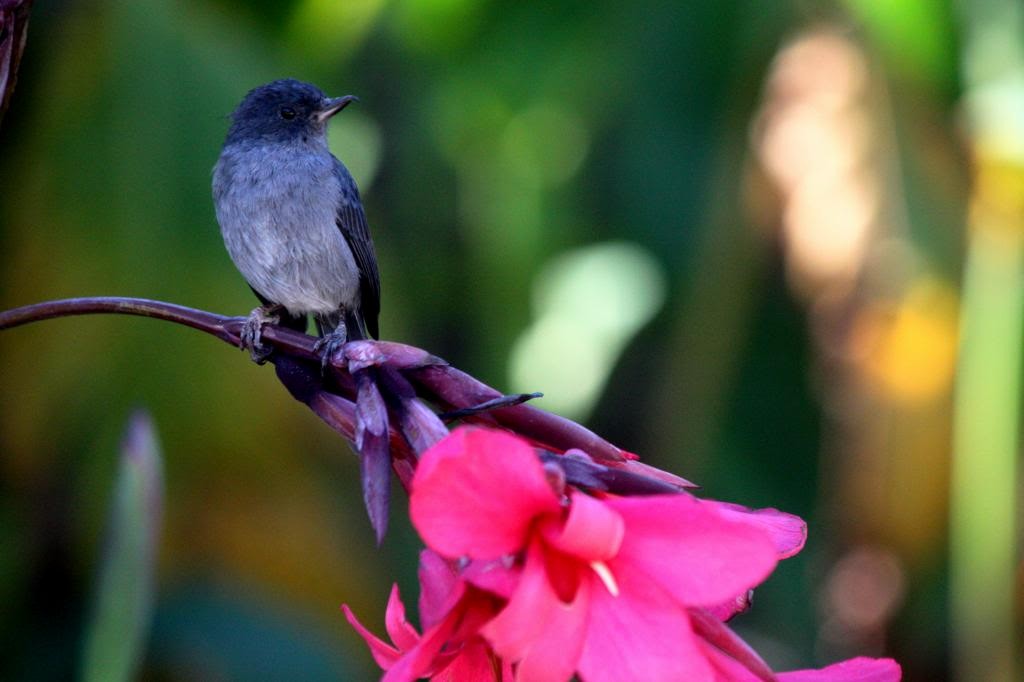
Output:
top-left (0, 296), bottom-right (320, 360)
top-left (0, 296), bottom-right (232, 336)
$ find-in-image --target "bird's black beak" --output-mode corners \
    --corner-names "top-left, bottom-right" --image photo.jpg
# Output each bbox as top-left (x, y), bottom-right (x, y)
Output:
top-left (315, 95), bottom-right (358, 123)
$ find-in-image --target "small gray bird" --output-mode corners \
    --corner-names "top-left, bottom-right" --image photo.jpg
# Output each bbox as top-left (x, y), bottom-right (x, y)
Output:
top-left (213, 79), bottom-right (380, 363)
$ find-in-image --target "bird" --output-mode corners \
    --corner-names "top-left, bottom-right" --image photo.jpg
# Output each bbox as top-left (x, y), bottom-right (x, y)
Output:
top-left (212, 79), bottom-right (380, 365)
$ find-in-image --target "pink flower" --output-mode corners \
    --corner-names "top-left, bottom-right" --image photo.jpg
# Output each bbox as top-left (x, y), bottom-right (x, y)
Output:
top-left (347, 427), bottom-right (901, 681)
top-left (410, 427), bottom-right (784, 681)
top-left (343, 550), bottom-right (513, 681)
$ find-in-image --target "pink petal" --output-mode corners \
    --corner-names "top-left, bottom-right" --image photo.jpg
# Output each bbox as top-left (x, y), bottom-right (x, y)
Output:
top-left (703, 649), bottom-right (903, 682)
top-left (689, 607), bottom-right (774, 681)
top-left (541, 491), bottom-right (624, 562)
top-left (606, 495), bottom-right (778, 607)
top-left (431, 639), bottom-right (506, 682)
top-left (577, 567), bottom-right (714, 682)
top-left (480, 540), bottom-right (563, 662)
top-left (704, 590), bottom-right (753, 622)
top-left (341, 603), bottom-right (403, 670)
top-left (711, 502), bottom-right (807, 559)
top-left (699, 641), bottom-right (763, 681)
top-left (418, 550), bottom-right (461, 630)
top-left (448, 587), bottom-right (503, 645)
top-left (481, 540), bottom-right (589, 682)
top-left (513, 582), bottom-right (589, 682)
top-left (383, 602), bottom-right (466, 682)
top-left (411, 428), bottom-right (562, 559)
top-left (462, 557), bottom-right (521, 600)
top-left (777, 658), bottom-right (902, 682)
top-left (388, 586), bottom-right (503, 682)
top-left (384, 585), bottom-right (421, 652)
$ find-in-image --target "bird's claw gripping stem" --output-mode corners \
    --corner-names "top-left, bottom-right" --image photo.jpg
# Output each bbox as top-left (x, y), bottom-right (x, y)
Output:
top-left (240, 304), bottom-right (282, 364)
top-left (313, 319), bottom-right (348, 371)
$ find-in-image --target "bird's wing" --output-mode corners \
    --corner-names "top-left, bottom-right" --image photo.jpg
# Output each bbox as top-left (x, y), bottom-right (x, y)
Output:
top-left (334, 158), bottom-right (381, 339)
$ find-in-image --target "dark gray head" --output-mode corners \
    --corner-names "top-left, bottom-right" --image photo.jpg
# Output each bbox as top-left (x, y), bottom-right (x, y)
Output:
top-left (224, 79), bottom-right (357, 145)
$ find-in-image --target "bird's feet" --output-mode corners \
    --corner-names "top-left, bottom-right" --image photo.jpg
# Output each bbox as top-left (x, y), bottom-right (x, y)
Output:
top-left (240, 304), bottom-right (283, 364)
top-left (313, 319), bottom-right (348, 371)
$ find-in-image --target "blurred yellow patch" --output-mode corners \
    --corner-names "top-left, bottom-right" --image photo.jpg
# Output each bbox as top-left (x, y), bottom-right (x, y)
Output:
top-left (970, 156), bottom-right (1024, 235)
top-left (853, 278), bottom-right (959, 404)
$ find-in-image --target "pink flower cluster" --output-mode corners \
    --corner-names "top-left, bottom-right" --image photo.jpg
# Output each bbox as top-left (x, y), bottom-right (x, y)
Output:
top-left (344, 428), bottom-right (901, 681)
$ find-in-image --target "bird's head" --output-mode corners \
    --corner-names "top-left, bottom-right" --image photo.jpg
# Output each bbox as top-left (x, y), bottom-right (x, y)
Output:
top-left (225, 79), bottom-right (357, 145)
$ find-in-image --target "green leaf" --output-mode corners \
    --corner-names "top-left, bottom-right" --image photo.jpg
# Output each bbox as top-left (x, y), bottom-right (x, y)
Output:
top-left (80, 411), bottom-right (164, 682)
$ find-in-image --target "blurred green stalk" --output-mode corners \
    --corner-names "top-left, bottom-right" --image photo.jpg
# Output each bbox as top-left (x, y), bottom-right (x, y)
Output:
top-left (80, 411), bottom-right (164, 682)
top-left (952, 2), bottom-right (1024, 681)
top-left (952, 227), bottom-right (1022, 682)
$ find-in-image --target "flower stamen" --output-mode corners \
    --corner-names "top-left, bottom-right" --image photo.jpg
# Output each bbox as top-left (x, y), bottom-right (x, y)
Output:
top-left (590, 560), bottom-right (619, 597)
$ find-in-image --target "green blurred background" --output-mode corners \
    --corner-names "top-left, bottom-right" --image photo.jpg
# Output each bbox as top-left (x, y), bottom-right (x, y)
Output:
top-left (1, 0), bottom-right (1021, 680)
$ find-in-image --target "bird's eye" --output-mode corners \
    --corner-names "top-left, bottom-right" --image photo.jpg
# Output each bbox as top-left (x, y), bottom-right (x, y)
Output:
top-left (279, 107), bottom-right (297, 120)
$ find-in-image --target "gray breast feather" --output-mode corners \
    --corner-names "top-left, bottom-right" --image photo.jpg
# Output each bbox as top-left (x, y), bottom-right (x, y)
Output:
top-left (213, 142), bottom-right (361, 315)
